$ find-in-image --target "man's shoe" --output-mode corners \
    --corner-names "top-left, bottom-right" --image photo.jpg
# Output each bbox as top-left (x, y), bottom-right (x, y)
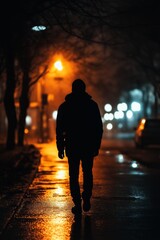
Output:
top-left (83, 199), bottom-right (91, 212)
top-left (71, 205), bottom-right (82, 215)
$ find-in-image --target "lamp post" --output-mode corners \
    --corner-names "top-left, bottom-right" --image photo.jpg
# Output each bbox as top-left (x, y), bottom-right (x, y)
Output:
top-left (39, 78), bottom-right (49, 143)
top-left (39, 58), bottom-right (64, 143)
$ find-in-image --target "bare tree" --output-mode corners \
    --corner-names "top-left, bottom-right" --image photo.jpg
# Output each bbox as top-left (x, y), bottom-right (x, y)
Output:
top-left (1, 0), bottom-right (160, 148)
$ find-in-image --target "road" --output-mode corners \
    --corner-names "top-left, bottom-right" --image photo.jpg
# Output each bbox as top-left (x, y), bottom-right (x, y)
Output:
top-left (1, 138), bottom-right (160, 240)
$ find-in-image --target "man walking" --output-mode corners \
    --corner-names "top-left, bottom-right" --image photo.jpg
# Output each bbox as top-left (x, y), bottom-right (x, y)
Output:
top-left (56, 79), bottom-right (103, 215)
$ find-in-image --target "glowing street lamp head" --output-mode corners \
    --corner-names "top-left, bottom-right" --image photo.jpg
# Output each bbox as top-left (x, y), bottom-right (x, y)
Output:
top-left (32, 25), bottom-right (46, 31)
top-left (54, 60), bottom-right (63, 71)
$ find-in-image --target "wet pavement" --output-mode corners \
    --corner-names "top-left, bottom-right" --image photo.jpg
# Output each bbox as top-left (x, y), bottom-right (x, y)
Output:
top-left (0, 144), bottom-right (41, 235)
top-left (1, 140), bottom-right (160, 239)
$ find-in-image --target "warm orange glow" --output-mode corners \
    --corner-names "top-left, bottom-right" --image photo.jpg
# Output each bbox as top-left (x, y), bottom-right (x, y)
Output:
top-left (138, 118), bottom-right (146, 131)
top-left (29, 142), bottom-right (72, 240)
top-left (48, 53), bottom-right (77, 81)
top-left (55, 185), bottom-right (64, 195)
top-left (24, 128), bottom-right (29, 134)
top-left (54, 60), bottom-right (63, 71)
top-left (56, 169), bottom-right (67, 180)
top-left (40, 53), bottom-right (79, 107)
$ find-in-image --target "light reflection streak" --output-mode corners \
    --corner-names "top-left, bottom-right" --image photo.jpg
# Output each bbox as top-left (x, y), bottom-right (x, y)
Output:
top-left (56, 169), bottom-right (67, 180)
top-left (32, 142), bottom-right (73, 240)
top-left (131, 161), bottom-right (138, 168)
top-left (130, 171), bottom-right (145, 175)
top-left (38, 213), bottom-right (72, 240)
top-left (55, 186), bottom-right (63, 195)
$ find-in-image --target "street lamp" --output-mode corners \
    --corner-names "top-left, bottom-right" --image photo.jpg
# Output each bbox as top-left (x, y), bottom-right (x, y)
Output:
top-left (32, 25), bottom-right (46, 31)
top-left (39, 92), bottom-right (49, 143)
top-left (54, 60), bottom-right (63, 71)
top-left (53, 60), bottom-right (64, 81)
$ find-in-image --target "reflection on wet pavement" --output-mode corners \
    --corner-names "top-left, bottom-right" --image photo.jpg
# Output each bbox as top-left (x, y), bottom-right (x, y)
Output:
top-left (2, 141), bottom-right (160, 239)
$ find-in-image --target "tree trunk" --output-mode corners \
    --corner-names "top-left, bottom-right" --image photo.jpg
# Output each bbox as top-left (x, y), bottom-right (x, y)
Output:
top-left (18, 72), bottom-right (30, 146)
top-left (3, 41), bottom-right (17, 149)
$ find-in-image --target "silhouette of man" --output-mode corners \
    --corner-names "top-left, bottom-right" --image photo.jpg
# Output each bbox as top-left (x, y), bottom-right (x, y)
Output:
top-left (56, 79), bottom-right (103, 215)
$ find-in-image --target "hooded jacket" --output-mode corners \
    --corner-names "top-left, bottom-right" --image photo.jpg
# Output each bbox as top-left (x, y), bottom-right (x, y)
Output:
top-left (56, 91), bottom-right (103, 157)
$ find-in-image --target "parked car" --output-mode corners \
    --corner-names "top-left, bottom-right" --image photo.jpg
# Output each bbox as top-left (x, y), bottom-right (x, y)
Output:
top-left (134, 118), bottom-right (160, 148)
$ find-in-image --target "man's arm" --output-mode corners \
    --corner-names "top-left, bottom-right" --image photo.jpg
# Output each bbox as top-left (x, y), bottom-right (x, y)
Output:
top-left (56, 105), bottom-right (66, 159)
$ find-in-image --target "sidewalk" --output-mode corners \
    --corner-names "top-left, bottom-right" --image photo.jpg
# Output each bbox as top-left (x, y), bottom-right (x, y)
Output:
top-left (1, 138), bottom-right (160, 235)
top-left (0, 144), bottom-right (41, 235)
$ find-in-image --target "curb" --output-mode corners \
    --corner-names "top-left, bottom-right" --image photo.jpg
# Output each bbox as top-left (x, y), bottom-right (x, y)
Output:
top-left (0, 144), bottom-right (41, 235)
